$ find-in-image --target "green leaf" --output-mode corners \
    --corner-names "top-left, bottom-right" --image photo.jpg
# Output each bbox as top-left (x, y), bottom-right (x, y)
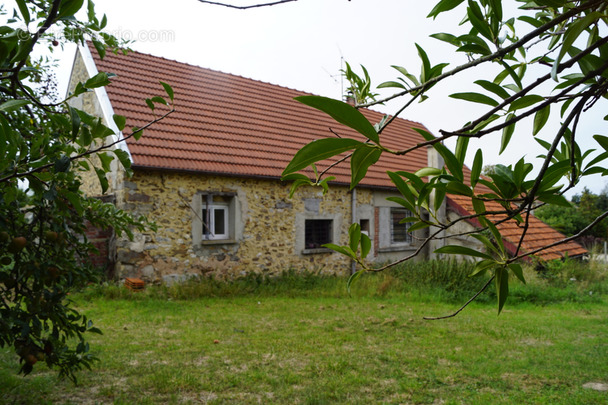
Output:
top-left (15, 0), bottom-right (30, 25)
top-left (377, 81), bottom-right (406, 90)
top-left (474, 80), bottom-right (510, 99)
top-left (288, 179), bottom-right (312, 198)
top-left (295, 96), bottom-right (379, 144)
top-left (537, 192), bottom-right (571, 207)
top-left (508, 95), bottom-right (545, 112)
top-left (95, 167), bottom-right (109, 193)
top-left (282, 138), bottom-right (362, 177)
top-left (518, 15), bottom-right (542, 28)
top-left (471, 149), bottom-right (483, 187)
top-left (92, 39), bottom-right (105, 59)
top-left (78, 126), bottom-right (92, 147)
top-left (408, 221), bottom-right (430, 232)
top-left (85, 72), bottom-right (112, 89)
top-left (434, 142), bottom-right (464, 182)
top-left (132, 127), bottom-right (143, 141)
top-left (98, 152), bottom-right (114, 172)
top-left (446, 181), bottom-right (473, 196)
top-left (470, 259), bottom-right (496, 277)
top-left (387, 171), bottom-right (416, 205)
top-left (472, 197), bottom-right (486, 216)
top-left (427, 0), bottom-right (465, 19)
top-left (495, 267), bottom-right (509, 314)
top-left (500, 114), bottom-right (516, 154)
top-left (430, 32), bottom-right (461, 47)
top-left (480, 217), bottom-right (506, 255)
top-left (533, 105), bottom-right (550, 135)
top-left (434, 245), bottom-right (493, 260)
top-left (391, 172), bottom-right (422, 195)
top-left (150, 96), bottom-right (167, 105)
top-left (471, 234), bottom-right (501, 256)
top-left (455, 136), bottom-right (469, 165)
top-left (346, 270), bottom-right (365, 294)
top-left (450, 92), bottom-right (499, 107)
top-left (54, 155), bottom-right (71, 173)
top-left (114, 148), bottom-right (132, 172)
top-left (593, 135), bottom-right (608, 152)
top-left (360, 233), bottom-right (371, 259)
top-left (350, 145), bottom-right (381, 189)
top-left (467, 0), bottom-right (494, 41)
top-left (113, 114), bottom-right (126, 131)
top-left (386, 197), bottom-right (417, 214)
top-left (434, 184), bottom-right (447, 213)
top-left (323, 243), bottom-right (356, 259)
top-left (348, 223), bottom-right (361, 254)
top-left (69, 106), bottom-right (81, 139)
top-left (499, 61), bottom-right (523, 91)
top-left (415, 167), bottom-right (442, 178)
top-left (58, 0), bottom-right (84, 19)
top-left (553, 12), bottom-right (603, 81)
top-left (413, 128), bottom-right (435, 142)
top-left (508, 263), bottom-right (526, 284)
top-left (0, 99), bottom-right (29, 113)
top-left (160, 81), bottom-right (174, 102)
top-left (416, 43), bottom-right (431, 83)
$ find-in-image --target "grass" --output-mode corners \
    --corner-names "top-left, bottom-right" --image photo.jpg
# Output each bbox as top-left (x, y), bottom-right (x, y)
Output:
top-left (1, 260), bottom-right (607, 404)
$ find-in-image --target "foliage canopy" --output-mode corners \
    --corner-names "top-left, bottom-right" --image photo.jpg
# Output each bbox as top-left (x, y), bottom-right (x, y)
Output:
top-left (0, 0), bottom-right (172, 381)
top-left (283, 0), bottom-right (608, 317)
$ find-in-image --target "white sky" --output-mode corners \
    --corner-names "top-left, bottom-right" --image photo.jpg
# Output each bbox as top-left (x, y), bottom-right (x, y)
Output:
top-left (51, 0), bottom-right (607, 197)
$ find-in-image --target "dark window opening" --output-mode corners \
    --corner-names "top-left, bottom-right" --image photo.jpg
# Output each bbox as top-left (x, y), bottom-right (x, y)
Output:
top-left (305, 219), bottom-right (332, 249)
top-left (360, 219), bottom-right (370, 234)
top-left (391, 208), bottom-right (413, 244)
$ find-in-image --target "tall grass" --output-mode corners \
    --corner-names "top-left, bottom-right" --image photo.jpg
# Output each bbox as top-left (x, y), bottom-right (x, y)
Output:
top-left (77, 258), bottom-right (607, 307)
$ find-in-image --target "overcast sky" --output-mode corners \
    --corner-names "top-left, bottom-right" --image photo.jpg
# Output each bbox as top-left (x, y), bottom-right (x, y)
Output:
top-left (53, 0), bottom-right (607, 197)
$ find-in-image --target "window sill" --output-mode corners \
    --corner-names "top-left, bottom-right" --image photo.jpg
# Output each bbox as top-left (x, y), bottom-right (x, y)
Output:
top-left (302, 248), bottom-right (334, 255)
top-left (378, 245), bottom-right (415, 253)
top-left (201, 239), bottom-right (237, 246)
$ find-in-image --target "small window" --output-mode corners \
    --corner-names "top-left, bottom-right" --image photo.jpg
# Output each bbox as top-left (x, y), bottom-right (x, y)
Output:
top-left (360, 219), bottom-right (370, 236)
top-left (202, 195), bottom-right (232, 240)
top-left (305, 219), bottom-right (332, 249)
top-left (391, 208), bottom-right (413, 244)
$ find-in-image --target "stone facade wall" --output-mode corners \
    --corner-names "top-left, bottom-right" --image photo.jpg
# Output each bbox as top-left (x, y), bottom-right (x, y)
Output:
top-left (115, 170), bottom-right (375, 283)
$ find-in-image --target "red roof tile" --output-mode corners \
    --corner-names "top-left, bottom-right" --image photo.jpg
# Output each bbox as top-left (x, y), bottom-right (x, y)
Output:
top-left (90, 47), bottom-right (429, 188)
top-left (447, 194), bottom-right (587, 261)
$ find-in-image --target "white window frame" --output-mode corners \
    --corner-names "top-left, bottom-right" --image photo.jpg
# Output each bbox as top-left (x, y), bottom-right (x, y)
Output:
top-left (202, 202), bottom-right (230, 240)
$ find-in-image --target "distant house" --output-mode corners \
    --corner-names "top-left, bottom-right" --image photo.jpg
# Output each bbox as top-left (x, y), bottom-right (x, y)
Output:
top-left (67, 45), bottom-right (586, 283)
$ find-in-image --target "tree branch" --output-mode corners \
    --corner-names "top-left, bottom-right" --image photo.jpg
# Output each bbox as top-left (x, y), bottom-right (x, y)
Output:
top-left (197, 0), bottom-right (298, 9)
top-left (423, 275), bottom-right (495, 320)
top-left (357, 0), bottom-right (605, 109)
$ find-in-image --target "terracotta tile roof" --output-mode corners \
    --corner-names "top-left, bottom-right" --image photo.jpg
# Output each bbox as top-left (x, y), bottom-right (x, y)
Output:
top-left (447, 194), bottom-right (587, 261)
top-left (90, 47), bottom-right (429, 189)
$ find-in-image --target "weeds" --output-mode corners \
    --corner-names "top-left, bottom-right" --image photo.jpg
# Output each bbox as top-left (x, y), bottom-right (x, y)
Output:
top-left (77, 259), bottom-right (606, 307)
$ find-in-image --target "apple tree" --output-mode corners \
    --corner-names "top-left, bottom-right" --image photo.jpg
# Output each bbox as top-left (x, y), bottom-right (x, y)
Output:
top-left (0, 0), bottom-right (173, 381)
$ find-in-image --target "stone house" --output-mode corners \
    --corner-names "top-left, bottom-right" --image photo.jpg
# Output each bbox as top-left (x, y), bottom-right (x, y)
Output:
top-left (67, 45), bottom-right (586, 283)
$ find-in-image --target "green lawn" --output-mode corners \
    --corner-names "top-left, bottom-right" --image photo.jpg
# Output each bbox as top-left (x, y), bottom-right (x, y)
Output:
top-left (1, 288), bottom-right (607, 404)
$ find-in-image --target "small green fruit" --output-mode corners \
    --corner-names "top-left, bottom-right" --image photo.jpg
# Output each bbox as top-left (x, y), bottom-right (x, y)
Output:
top-left (44, 231), bottom-right (58, 242)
